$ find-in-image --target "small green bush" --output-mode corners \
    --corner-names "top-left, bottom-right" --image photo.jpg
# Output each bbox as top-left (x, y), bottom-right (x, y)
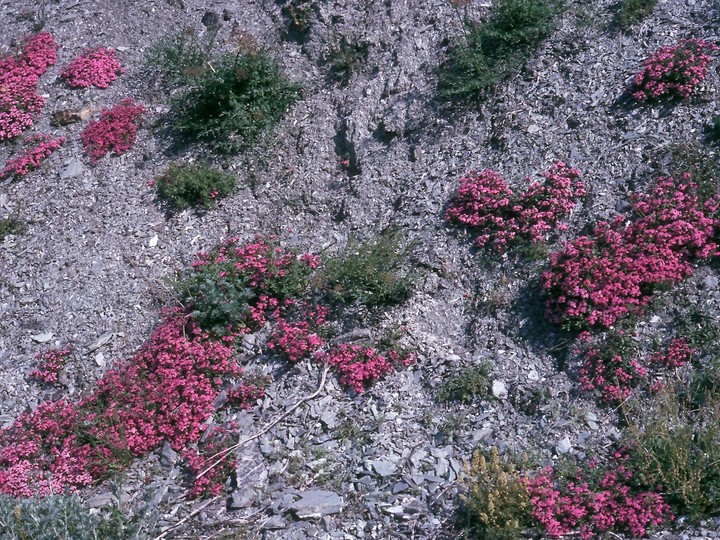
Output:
top-left (154, 162), bottom-right (236, 211)
top-left (661, 142), bottom-right (720, 203)
top-left (458, 448), bottom-right (532, 539)
top-left (0, 493), bottom-right (140, 540)
top-left (438, 364), bottom-right (491, 404)
top-left (438, 0), bottom-right (561, 103)
top-left (626, 385), bottom-right (720, 520)
top-left (327, 40), bottom-right (368, 85)
top-left (145, 28), bottom-right (211, 85)
top-left (0, 218), bottom-right (27, 241)
top-left (322, 230), bottom-right (413, 307)
top-left (170, 51), bottom-right (301, 152)
top-left (614, 0), bottom-right (658, 29)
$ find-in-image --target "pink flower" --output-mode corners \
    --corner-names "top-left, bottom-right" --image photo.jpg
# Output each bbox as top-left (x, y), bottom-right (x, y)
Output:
top-left (80, 98), bottom-right (144, 164)
top-left (61, 48), bottom-right (125, 89)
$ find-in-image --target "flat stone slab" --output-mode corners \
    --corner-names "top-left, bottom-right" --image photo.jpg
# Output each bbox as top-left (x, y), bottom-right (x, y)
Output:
top-left (289, 490), bottom-right (344, 519)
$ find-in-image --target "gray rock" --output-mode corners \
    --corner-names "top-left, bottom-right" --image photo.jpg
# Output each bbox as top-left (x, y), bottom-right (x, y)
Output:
top-left (492, 380), bottom-right (508, 399)
top-left (556, 437), bottom-right (572, 454)
top-left (289, 490), bottom-right (344, 519)
top-left (403, 498), bottom-right (427, 514)
top-left (229, 489), bottom-right (256, 510)
top-left (160, 441), bottom-right (177, 467)
top-left (369, 460), bottom-right (397, 477)
top-left (85, 492), bottom-right (118, 508)
top-left (392, 482), bottom-right (409, 494)
top-left (262, 515), bottom-right (287, 530)
top-left (60, 161), bottom-right (84, 179)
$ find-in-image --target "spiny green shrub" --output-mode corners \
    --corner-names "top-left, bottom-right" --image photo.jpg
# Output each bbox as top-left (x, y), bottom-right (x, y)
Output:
top-left (170, 51), bottom-right (301, 152)
top-left (614, 0), bottom-right (658, 29)
top-left (153, 162), bottom-right (236, 211)
top-left (322, 230), bottom-right (413, 307)
top-left (438, 364), bottom-right (491, 404)
top-left (625, 385), bottom-right (720, 520)
top-left (438, 0), bottom-right (561, 103)
top-left (0, 218), bottom-right (27, 241)
top-left (0, 493), bottom-right (141, 540)
top-left (458, 447), bottom-right (532, 539)
top-left (145, 28), bottom-right (211, 85)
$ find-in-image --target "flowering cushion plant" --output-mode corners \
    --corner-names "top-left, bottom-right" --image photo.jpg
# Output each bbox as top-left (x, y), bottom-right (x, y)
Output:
top-left (543, 175), bottom-right (719, 328)
top-left (29, 343), bottom-right (74, 385)
top-left (0, 312), bottom-right (264, 497)
top-left (1, 135), bottom-right (64, 180)
top-left (0, 33), bottom-right (57, 141)
top-left (80, 98), bottom-right (144, 163)
top-left (445, 162), bottom-right (585, 251)
top-left (61, 48), bottom-right (125, 89)
top-left (631, 38), bottom-right (718, 101)
top-left (524, 451), bottom-right (672, 539)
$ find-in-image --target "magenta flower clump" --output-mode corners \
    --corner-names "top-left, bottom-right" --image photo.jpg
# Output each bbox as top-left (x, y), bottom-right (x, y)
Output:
top-left (80, 98), bottom-right (144, 164)
top-left (0, 32), bottom-right (57, 141)
top-left (446, 162), bottom-right (585, 251)
top-left (0, 134), bottom-right (64, 180)
top-left (631, 38), bottom-right (718, 101)
top-left (543, 175), bottom-right (719, 328)
top-left (61, 47), bottom-right (125, 89)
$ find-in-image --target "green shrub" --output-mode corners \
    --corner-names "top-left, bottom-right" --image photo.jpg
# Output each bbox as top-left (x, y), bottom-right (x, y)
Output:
top-left (661, 142), bottom-right (720, 203)
top-left (438, 0), bottom-right (561, 103)
top-left (0, 218), bottom-right (27, 241)
top-left (154, 162), bottom-right (236, 211)
top-left (170, 51), bottom-right (301, 152)
top-left (0, 494), bottom-right (141, 540)
top-left (145, 28), bottom-right (211, 85)
top-left (676, 304), bottom-right (720, 353)
top-left (614, 0), bottom-right (658, 29)
top-left (458, 448), bottom-right (532, 539)
top-left (322, 230), bottom-right (413, 307)
top-left (438, 364), bottom-right (492, 404)
top-left (327, 40), bottom-right (368, 85)
top-left (626, 385), bottom-right (720, 520)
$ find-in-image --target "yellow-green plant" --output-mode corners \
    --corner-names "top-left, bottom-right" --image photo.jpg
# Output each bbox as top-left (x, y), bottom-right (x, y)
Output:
top-left (459, 447), bottom-right (532, 539)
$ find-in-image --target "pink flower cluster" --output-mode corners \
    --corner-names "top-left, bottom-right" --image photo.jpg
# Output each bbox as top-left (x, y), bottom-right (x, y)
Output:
top-left (61, 48), bottom-right (125, 89)
top-left (576, 332), bottom-right (695, 404)
top-left (193, 237), bottom-right (319, 293)
top-left (182, 427), bottom-right (237, 498)
top-left (0, 312), bottom-right (264, 497)
top-left (524, 456), bottom-right (671, 538)
top-left (0, 32), bottom-right (57, 141)
top-left (543, 175), bottom-right (719, 328)
top-left (445, 162), bottom-right (585, 251)
top-left (80, 98), bottom-right (144, 164)
top-left (193, 237), bottom-right (413, 391)
top-left (649, 338), bottom-right (693, 368)
top-left (0, 135), bottom-right (64, 180)
top-left (576, 332), bottom-right (648, 404)
top-left (316, 344), bottom-right (414, 393)
top-left (631, 38), bottom-right (718, 101)
top-left (29, 343), bottom-right (74, 385)
top-left (0, 400), bottom-right (94, 497)
top-left (267, 304), bottom-right (328, 362)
